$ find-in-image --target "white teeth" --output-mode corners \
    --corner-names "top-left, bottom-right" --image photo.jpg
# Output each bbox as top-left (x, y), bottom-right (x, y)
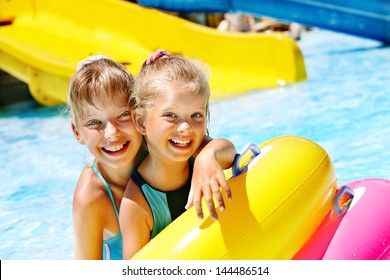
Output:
top-left (171, 139), bottom-right (190, 146)
top-left (104, 143), bottom-right (124, 152)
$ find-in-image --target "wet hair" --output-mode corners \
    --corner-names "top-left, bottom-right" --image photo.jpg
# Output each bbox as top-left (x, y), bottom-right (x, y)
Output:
top-left (131, 54), bottom-right (210, 125)
top-left (67, 55), bottom-right (134, 126)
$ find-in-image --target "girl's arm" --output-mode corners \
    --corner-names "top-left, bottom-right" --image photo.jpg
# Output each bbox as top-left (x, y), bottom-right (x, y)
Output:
top-left (187, 136), bottom-right (237, 220)
top-left (120, 181), bottom-right (151, 259)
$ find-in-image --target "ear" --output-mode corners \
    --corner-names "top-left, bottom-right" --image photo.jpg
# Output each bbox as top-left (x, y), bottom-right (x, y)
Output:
top-left (132, 110), bottom-right (146, 135)
top-left (71, 122), bottom-right (85, 144)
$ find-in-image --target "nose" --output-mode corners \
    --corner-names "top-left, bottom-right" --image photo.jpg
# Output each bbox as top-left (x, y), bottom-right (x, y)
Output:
top-left (177, 121), bottom-right (192, 135)
top-left (104, 121), bottom-right (119, 140)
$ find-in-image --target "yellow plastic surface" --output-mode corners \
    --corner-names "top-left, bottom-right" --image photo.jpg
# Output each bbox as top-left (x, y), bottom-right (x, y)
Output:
top-left (132, 136), bottom-right (337, 260)
top-left (0, 0), bottom-right (307, 106)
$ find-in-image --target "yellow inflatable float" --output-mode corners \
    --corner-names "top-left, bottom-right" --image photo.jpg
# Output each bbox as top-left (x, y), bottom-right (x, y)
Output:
top-left (132, 135), bottom-right (337, 260)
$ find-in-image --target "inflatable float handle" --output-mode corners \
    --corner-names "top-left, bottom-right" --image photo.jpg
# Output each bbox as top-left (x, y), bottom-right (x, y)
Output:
top-left (232, 143), bottom-right (261, 177)
top-left (333, 185), bottom-right (355, 216)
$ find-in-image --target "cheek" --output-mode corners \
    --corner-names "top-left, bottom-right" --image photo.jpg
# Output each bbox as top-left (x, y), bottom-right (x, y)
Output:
top-left (119, 119), bottom-right (141, 134)
top-left (133, 128), bottom-right (144, 143)
top-left (148, 117), bottom-right (170, 130)
top-left (80, 129), bottom-right (101, 145)
top-left (195, 121), bottom-right (207, 133)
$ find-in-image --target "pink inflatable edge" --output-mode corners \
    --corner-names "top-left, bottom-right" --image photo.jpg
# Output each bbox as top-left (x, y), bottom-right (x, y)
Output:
top-left (293, 178), bottom-right (390, 260)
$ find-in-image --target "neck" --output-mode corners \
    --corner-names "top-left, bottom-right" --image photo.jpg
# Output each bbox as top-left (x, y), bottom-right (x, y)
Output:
top-left (138, 155), bottom-right (190, 192)
top-left (96, 160), bottom-right (134, 189)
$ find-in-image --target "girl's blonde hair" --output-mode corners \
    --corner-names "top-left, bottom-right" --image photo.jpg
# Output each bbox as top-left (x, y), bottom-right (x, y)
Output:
top-left (131, 54), bottom-right (211, 125)
top-left (67, 55), bottom-right (134, 126)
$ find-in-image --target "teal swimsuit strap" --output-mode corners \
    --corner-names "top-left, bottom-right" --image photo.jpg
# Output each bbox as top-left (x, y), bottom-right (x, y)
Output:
top-left (91, 161), bottom-right (120, 217)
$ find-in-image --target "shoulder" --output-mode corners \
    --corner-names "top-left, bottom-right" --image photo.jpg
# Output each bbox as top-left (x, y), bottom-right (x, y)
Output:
top-left (72, 164), bottom-right (110, 217)
top-left (121, 178), bottom-right (150, 219)
top-left (123, 177), bottom-right (143, 202)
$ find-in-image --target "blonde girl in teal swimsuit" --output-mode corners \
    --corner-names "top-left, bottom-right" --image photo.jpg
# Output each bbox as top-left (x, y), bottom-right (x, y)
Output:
top-left (68, 54), bottom-right (235, 259)
top-left (120, 50), bottom-right (236, 259)
top-left (69, 55), bottom-right (143, 259)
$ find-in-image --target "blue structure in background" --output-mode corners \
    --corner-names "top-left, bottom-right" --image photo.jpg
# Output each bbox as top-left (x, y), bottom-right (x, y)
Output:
top-left (137, 0), bottom-right (390, 43)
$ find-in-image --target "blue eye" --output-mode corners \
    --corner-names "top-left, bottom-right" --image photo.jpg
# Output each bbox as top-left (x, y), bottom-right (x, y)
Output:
top-left (192, 113), bottom-right (203, 118)
top-left (164, 113), bottom-right (176, 118)
top-left (118, 111), bottom-right (131, 119)
top-left (87, 120), bottom-right (100, 126)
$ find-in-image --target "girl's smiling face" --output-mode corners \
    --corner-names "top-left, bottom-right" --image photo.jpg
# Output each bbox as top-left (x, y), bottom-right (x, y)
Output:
top-left (140, 82), bottom-right (207, 163)
top-left (72, 93), bottom-right (142, 170)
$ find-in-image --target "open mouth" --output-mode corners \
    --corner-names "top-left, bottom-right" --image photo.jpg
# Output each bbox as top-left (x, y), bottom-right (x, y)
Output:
top-left (170, 139), bottom-right (191, 147)
top-left (103, 141), bottom-right (129, 154)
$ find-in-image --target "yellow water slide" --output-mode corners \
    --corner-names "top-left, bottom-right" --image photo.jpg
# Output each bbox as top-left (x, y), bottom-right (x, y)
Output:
top-left (0, 0), bottom-right (306, 106)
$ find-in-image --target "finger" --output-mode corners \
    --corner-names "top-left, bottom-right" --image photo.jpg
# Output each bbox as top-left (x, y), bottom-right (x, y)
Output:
top-left (219, 179), bottom-right (232, 201)
top-left (185, 188), bottom-right (194, 209)
top-left (205, 195), bottom-right (218, 220)
top-left (193, 192), bottom-right (204, 220)
top-left (211, 184), bottom-right (225, 212)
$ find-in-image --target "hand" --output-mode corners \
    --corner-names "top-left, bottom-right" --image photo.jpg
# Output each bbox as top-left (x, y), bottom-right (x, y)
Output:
top-left (185, 149), bottom-right (232, 220)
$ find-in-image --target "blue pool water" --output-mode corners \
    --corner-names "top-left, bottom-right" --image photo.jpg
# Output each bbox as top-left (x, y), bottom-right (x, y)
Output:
top-left (0, 29), bottom-right (389, 260)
